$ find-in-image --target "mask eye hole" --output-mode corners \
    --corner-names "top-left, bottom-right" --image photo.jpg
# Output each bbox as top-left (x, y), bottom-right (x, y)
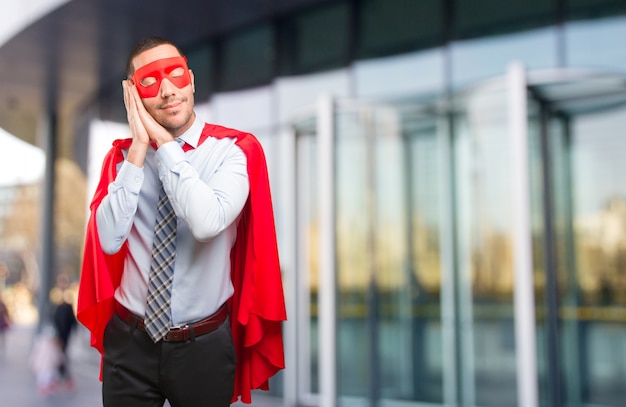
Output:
top-left (168, 67), bottom-right (185, 78)
top-left (140, 76), bottom-right (158, 87)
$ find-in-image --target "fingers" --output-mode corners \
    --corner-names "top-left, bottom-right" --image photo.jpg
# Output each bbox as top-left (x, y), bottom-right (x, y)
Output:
top-left (122, 80), bottom-right (129, 110)
top-left (129, 85), bottom-right (151, 122)
top-left (126, 80), bottom-right (142, 116)
top-left (121, 79), bottom-right (173, 148)
top-left (122, 80), bottom-right (150, 146)
top-left (130, 87), bottom-right (173, 147)
top-left (122, 80), bottom-right (138, 123)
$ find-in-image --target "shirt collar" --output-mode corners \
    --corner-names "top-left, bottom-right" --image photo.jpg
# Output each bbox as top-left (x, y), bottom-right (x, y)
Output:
top-left (175, 114), bottom-right (202, 149)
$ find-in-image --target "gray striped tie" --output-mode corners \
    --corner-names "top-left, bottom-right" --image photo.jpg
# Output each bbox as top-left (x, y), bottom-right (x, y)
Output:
top-left (144, 184), bottom-right (177, 342)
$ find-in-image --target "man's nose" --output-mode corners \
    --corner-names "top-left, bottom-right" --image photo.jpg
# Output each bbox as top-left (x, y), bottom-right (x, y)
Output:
top-left (159, 78), bottom-right (177, 97)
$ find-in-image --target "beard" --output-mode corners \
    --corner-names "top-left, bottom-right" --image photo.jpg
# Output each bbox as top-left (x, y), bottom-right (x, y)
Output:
top-left (152, 95), bottom-right (195, 136)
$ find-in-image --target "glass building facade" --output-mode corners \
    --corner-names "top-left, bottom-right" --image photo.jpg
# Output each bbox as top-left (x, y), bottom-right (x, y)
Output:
top-left (88, 1), bottom-right (626, 406)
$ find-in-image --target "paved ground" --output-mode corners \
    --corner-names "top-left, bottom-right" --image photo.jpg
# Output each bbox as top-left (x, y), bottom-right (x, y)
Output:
top-left (0, 323), bottom-right (281, 406)
top-left (0, 323), bottom-right (101, 406)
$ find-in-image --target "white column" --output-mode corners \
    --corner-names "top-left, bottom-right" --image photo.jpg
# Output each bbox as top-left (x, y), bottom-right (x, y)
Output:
top-left (317, 93), bottom-right (336, 407)
top-left (508, 61), bottom-right (539, 407)
top-left (281, 125), bottom-right (298, 407)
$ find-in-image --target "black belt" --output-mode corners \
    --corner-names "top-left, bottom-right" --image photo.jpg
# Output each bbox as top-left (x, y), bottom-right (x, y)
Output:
top-left (115, 302), bottom-right (228, 342)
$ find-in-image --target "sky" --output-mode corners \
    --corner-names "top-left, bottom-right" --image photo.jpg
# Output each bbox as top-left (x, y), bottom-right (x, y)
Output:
top-left (0, 127), bottom-right (45, 187)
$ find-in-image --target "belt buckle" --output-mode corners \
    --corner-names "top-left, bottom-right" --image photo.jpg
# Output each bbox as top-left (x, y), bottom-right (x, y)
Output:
top-left (163, 324), bottom-right (188, 342)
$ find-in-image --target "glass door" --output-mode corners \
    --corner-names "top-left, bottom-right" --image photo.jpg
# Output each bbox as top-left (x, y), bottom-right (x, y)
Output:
top-left (529, 75), bottom-right (626, 407)
top-left (332, 100), bottom-right (447, 406)
top-left (449, 69), bottom-right (626, 407)
top-left (291, 98), bottom-right (452, 407)
top-left (451, 76), bottom-right (525, 407)
top-left (288, 69), bottom-right (626, 407)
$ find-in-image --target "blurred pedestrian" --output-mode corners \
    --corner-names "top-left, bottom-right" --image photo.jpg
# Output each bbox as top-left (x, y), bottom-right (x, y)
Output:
top-left (0, 297), bottom-right (10, 354)
top-left (52, 273), bottom-right (77, 390)
top-left (30, 324), bottom-right (64, 396)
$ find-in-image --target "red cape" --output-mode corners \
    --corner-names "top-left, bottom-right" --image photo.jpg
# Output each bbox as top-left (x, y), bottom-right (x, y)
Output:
top-left (77, 124), bottom-right (286, 404)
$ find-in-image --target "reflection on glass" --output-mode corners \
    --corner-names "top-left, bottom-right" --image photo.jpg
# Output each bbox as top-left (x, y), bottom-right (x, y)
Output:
top-left (454, 85), bottom-right (518, 407)
top-left (335, 109), bottom-right (370, 401)
top-left (551, 106), bottom-right (626, 407)
top-left (450, 28), bottom-right (557, 89)
top-left (565, 16), bottom-right (626, 73)
top-left (404, 113), bottom-right (444, 403)
top-left (334, 102), bottom-right (445, 405)
top-left (298, 75), bottom-right (626, 407)
top-left (528, 85), bottom-right (626, 407)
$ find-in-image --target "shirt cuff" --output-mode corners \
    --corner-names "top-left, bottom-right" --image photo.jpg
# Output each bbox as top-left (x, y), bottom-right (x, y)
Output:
top-left (156, 141), bottom-right (188, 178)
top-left (116, 160), bottom-right (144, 194)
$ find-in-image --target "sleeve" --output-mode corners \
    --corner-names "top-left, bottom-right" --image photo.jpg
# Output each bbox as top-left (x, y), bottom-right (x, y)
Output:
top-left (96, 160), bottom-right (144, 254)
top-left (157, 139), bottom-right (250, 241)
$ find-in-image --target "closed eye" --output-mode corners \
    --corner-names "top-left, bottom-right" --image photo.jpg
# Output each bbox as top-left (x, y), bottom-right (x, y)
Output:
top-left (169, 67), bottom-right (185, 78)
top-left (140, 76), bottom-right (158, 87)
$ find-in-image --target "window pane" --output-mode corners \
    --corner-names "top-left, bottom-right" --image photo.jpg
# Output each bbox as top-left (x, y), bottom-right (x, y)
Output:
top-left (450, 28), bottom-right (558, 88)
top-left (454, 85), bottom-right (518, 406)
top-left (452, 0), bottom-right (555, 39)
top-left (292, 2), bottom-right (351, 73)
top-left (335, 108), bottom-right (370, 400)
top-left (334, 101), bottom-right (445, 405)
top-left (218, 24), bottom-right (274, 91)
top-left (566, 15), bottom-right (626, 72)
top-left (185, 45), bottom-right (214, 100)
top-left (388, 109), bottom-right (444, 403)
top-left (566, 107), bottom-right (626, 406)
top-left (358, 0), bottom-right (443, 58)
top-left (567, 0), bottom-right (626, 20)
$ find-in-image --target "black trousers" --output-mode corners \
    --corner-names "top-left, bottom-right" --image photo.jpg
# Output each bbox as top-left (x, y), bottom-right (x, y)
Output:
top-left (102, 312), bottom-right (236, 407)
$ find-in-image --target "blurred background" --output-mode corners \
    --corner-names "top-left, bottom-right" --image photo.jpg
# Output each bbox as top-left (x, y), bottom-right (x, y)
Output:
top-left (1, 1), bottom-right (626, 407)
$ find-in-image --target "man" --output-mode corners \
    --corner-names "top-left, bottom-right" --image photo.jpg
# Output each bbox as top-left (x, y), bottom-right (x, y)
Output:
top-left (77, 36), bottom-right (286, 406)
top-left (0, 297), bottom-right (9, 354)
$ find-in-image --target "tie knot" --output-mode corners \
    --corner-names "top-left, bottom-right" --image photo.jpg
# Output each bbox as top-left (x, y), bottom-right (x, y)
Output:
top-left (176, 137), bottom-right (194, 152)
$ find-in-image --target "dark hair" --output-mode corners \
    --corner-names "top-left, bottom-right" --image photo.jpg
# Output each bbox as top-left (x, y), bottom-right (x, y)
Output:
top-left (126, 36), bottom-right (185, 77)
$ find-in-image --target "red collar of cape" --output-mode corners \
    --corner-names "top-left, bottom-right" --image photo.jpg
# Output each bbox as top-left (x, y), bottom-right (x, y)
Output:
top-left (76, 123), bottom-right (286, 404)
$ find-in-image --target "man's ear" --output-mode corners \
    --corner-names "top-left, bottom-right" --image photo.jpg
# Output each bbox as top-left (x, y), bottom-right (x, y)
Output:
top-left (189, 69), bottom-right (195, 93)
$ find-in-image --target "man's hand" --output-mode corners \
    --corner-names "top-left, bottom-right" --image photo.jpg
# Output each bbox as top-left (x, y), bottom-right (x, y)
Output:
top-left (123, 80), bottom-right (178, 167)
top-left (123, 79), bottom-right (150, 167)
top-left (125, 80), bottom-right (175, 148)
top-left (123, 80), bottom-right (151, 145)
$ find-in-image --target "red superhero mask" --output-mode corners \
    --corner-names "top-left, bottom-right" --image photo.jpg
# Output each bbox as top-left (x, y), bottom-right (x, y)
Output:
top-left (131, 56), bottom-right (191, 98)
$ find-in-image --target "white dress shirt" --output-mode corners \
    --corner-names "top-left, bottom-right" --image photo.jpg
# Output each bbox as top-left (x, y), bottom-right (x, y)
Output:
top-left (96, 116), bottom-right (249, 325)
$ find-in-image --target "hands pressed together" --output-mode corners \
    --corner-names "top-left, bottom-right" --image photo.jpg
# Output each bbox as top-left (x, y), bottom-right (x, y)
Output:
top-left (122, 79), bottom-right (174, 167)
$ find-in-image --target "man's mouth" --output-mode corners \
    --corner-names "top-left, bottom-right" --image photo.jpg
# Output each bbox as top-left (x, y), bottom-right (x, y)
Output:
top-left (160, 99), bottom-right (183, 110)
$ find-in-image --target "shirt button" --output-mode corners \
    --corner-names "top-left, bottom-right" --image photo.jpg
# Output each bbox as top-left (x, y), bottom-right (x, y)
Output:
top-left (172, 289), bottom-right (177, 296)
top-left (135, 177), bottom-right (141, 183)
